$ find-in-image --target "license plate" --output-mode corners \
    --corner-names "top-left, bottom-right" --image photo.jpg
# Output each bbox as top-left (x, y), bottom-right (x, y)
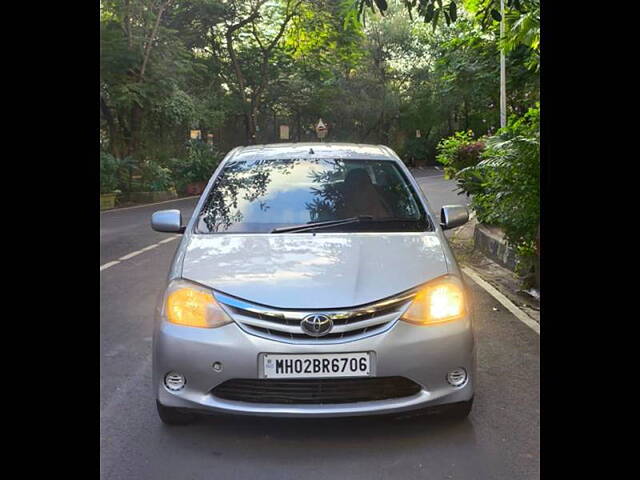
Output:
top-left (261, 352), bottom-right (372, 379)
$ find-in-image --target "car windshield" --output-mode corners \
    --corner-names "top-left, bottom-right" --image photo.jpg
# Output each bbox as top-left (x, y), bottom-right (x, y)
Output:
top-left (196, 158), bottom-right (430, 233)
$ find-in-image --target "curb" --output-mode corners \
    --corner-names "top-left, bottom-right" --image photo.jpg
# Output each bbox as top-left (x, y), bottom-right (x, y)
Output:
top-left (461, 265), bottom-right (540, 334)
top-left (473, 224), bottom-right (519, 272)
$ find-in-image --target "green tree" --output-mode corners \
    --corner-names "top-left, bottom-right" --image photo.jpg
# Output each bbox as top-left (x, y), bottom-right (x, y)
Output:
top-left (100, 0), bottom-right (539, 187)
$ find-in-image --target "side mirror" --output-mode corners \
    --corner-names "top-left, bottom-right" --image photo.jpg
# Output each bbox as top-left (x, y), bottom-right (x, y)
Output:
top-left (440, 205), bottom-right (469, 230)
top-left (151, 209), bottom-right (185, 233)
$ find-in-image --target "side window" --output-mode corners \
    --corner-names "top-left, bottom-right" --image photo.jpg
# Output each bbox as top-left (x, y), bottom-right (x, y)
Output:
top-left (376, 164), bottom-right (420, 219)
top-left (344, 164), bottom-right (375, 184)
top-left (365, 165), bottom-right (377, 185)
top-left (372, 163), bottom-right (391, 186)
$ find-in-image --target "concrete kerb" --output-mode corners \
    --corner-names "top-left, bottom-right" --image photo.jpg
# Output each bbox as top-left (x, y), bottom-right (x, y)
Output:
top-left (473, 223), bottom-right (519, 272)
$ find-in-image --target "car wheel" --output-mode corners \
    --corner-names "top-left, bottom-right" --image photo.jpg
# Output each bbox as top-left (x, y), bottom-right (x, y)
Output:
top-left (156, 400), bottom-right (196, 425)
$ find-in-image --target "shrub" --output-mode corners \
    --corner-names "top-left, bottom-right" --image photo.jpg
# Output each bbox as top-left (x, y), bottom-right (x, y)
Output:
top-left (436, 130), bottom-right (486, 178)
top-left (401, 137), bottom-right (433, 166)
top-left (138, 160), bottom-right (175, 192)
top-left (456, 105), bottom-right (540, 260)
top-left (100, 152), bottom-right (121, 194)
top-left (170, 140), bottom-right (222, 193)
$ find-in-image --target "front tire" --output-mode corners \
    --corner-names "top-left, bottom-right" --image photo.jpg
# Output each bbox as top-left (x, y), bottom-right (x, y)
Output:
top-left (156, 400), bottom-right (196, 425)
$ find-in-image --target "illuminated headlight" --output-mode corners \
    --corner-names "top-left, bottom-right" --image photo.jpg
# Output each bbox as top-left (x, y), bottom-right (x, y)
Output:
top-left (163, 279), bottom-right (233, 328)
top-left (401, 275), bottom-right (467, 325)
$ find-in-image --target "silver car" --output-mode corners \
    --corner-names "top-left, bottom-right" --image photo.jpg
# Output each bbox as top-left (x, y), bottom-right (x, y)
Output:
top-left (151, 143), bottom-right (474, 425)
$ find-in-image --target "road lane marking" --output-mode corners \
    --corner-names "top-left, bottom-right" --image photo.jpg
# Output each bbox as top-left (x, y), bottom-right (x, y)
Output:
top-left (159, 237), bottom-right (178, 244)
top-left (118, 250), bottom-right (144, 261)
top-left (461, 265), bottom-right (540, 335)
top-left (100, 236), bottom-right (179, 271)
top-left (100, 261), bottom-right (120, 271)
top-left (100, 195), bottom-right (199, 214)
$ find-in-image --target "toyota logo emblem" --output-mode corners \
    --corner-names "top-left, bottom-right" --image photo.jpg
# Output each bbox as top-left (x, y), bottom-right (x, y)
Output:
top-left (300, 314), bottom-right (333, 337)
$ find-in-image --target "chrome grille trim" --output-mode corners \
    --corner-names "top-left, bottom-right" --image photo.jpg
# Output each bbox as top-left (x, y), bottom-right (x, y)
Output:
top-left (214, 289), bottom-right (417, 344)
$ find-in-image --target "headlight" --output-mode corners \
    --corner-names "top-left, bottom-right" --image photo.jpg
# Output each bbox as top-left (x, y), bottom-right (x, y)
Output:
top-left (401, 275), bottom-right (467, 325)
top-left (163, 279), bottom-right (232, 328)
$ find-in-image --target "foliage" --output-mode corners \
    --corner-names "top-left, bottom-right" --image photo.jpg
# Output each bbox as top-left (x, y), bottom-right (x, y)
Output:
top-left (498, 1), bottom-right (539, 70)
top-left (137, 160), bottom-right (175, 192)
top-left (170, 140), bottom-right (223, 192)
top-left (456, 104), bottom-right (539, 257)
top-left (101, 0), bottom-right (539, 188)
top-left (394, 11), bottom-right (537, 164)
top-left (355, 0), bottom-right (539, 70)
top-left (100, 0), bottom-right (225, 165)
top-left (401, 137), bottom-right (433, 167)
top-left (356, 0), bottom-right (461, 29)
top-left (436, 130), bottom-right (485, 178)
top-left (100, 152), bottom-right (122, 194)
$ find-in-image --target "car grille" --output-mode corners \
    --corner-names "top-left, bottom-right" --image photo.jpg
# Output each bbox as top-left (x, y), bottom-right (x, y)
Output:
top-left (211, 377), bottom-right (422, 404)
top-left (214, 289), bottom-right (417, 344)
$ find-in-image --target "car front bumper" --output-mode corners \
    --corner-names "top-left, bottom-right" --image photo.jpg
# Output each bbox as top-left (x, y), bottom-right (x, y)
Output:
top-left (153, 316), bottom-right (475, 418)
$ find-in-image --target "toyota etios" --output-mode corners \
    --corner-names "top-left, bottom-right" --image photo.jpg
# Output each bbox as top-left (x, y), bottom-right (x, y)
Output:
top-left (151, 143), bottom-right (474, 425)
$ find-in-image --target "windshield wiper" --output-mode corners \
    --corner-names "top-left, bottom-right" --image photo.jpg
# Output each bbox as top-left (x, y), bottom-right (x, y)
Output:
top-left (271, 216), bottom-right (374, 234)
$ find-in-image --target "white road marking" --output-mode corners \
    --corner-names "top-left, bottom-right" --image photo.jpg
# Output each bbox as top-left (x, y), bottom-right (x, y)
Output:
top-left (100, 236), bottom-right (179, 271)
top-left (118, 250), bottom-right (144, 261)
top-left (461, 265), bottom-right (540, 335)
top-left (100, 261), bottom-right (120, 271)
top-left (100, 195), bottom-right (199, 214)
top-left (159, 237), bottom-right (178, 244)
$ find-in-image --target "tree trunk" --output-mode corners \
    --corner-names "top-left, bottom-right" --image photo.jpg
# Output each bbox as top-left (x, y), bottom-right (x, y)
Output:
top-left (535, 223), bottom-right (540, 290)
top-left (129, 103), bottom-right (143, 158)
top-left (226, 0), bottom-right (299, 145)
top-left (100, 96), bottom-right (120, 157)
top-left (273, 110), bottom-right (277, 142)
top-left (139, 0), bottom-right (173, 82)
top-left (464, 97), bottom-right (470, 131)
top-left (245, 110), bottom-right (257, 144)
top-left (224, 4), bottom-right (265, 145)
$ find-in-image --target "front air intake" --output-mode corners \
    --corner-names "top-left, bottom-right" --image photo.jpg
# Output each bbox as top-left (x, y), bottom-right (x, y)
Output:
top-left (211, 376), bottom-right (422, 404)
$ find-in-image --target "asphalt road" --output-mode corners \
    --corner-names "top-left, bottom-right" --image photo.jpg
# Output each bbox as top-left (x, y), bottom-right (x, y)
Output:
top-left (100, 167), bottom-right (539, 479)
top-left (411, 166), bottom-right (470, 213)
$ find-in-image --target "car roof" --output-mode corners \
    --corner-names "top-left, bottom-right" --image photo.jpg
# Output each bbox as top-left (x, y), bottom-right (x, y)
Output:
top-left (228, 142), bottom-right (399, 162)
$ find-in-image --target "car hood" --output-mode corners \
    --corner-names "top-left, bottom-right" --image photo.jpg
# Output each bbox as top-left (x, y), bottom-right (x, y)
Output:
top-left (181, 233), bottom-right (449, 309)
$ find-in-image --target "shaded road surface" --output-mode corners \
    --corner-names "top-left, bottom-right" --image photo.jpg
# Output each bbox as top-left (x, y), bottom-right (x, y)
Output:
top-left (100, 196), bottom-right (199, 265)
top-left (100, 168), bottom-right (539, 479)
